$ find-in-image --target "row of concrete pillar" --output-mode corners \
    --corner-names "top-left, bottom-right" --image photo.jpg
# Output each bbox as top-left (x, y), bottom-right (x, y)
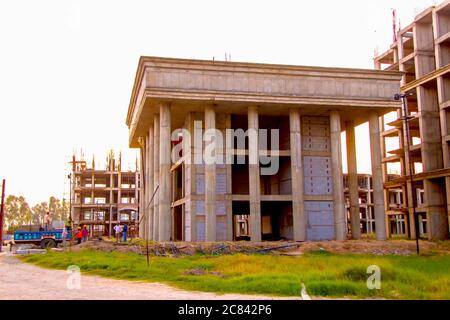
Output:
top-left (346, 113), bottom-right (386, 240)
top-left (139, 102), bottom-right (387, 241)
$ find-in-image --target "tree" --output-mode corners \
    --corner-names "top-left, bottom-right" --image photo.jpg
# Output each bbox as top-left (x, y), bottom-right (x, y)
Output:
top-left (4, 195), bottom-right (69, 231)
top-left (48, 196), bottom-right (69, 222)
top-left (4, 195), bottom-right (33, 230)
top-left (31, 201), bottom-right (49, 226)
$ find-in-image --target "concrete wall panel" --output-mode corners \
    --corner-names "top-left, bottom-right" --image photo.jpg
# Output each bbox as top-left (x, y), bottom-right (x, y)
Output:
top-left (302, 137), bottom-right (330, 152)
top-left (303, 157), bottom-right (332, 177)
top-left (216, 216), bottom-right (227, 241)
top-left (184, 201), bottom-right (191, 242)
top-left (216, 174), bottom-right (227, 194)
top-left (305, 200), bottom-right (335, 241)
top-left (302, 124), bottom-right (330, 137)
top-left (216, 201), bottom-right (226, 216)
top-left (306, 226), bottom-right (335, 241)
top-left (196, 174), bottom-right (205, 194)
top-left (302, 116), bottom-right (330, 125)
top-left (304, 176), bottom-right (333, 195)
top-left (195, 200), bottom-right (205, 215)
top-left (196, 217), bottom-right (205, 241)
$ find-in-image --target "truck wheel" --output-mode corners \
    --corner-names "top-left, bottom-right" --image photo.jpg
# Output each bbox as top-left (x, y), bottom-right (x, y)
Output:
top-left (40, 239), bottom-right (56, 249)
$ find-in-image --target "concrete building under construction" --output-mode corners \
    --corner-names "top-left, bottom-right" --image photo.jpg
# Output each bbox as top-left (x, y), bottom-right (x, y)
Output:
top-left (126, 56), bottom-right (403, 242)
top-left (70, 152), bottom-right (140, 237)
top-left (375, 1), bottom-right (450, 240)
top-left (343, 174), bottom-right (376, 236)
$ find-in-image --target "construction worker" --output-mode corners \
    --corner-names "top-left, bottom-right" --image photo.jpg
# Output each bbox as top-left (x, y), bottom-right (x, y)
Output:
top-left (61, 225), bottom-right (68, 248)
top-left (122, 224), bottom-right (128, 242)
top-left (81, 225), bottom-right (89, 242)
top-left (44, 212), bottom-right (51, 230)
top-left (113, 224), bottom-right (122, 243)
top-left (75, 227), bottom-right (82, 245)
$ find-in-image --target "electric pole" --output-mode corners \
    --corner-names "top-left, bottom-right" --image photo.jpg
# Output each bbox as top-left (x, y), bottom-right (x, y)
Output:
top-left (395, 93), bottom-right (420, 255)
top-left (0, 179), bottom-right (6, 253)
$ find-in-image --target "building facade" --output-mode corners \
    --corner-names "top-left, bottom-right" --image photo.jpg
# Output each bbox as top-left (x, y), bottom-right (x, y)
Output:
top-left (70, 152), bottom-right (140, 237)
top-left (127, 57), bottom-right (401, 242)
top-left (375, 1), bottom-right (450, 240)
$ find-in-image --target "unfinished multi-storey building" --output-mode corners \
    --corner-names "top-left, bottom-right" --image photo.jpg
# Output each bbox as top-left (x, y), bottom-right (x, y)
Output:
top-left (343, 174), bottom-right (376, 236)
top-left (127, 56), bottom-right (401, 242)
top-left (374, 1), bottom-right (450, 240)
top-left (70, 152), bottom-right (140, 237)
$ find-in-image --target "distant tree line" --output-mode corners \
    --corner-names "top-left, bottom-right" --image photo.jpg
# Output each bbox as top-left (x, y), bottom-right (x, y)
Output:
top-left (3, 195), bottom-right (69, 232)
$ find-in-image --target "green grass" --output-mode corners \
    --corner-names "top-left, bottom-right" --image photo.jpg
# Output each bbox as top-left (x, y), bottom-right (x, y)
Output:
top-left (19, 250), bottom-right (450, 299)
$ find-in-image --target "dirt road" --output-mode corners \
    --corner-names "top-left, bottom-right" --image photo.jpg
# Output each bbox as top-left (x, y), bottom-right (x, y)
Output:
top-left (0, 254), bottom-right (299, 300)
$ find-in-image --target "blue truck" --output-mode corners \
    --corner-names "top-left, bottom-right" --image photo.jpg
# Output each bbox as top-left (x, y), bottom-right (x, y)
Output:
top-left (13, 229), bottom-right (72, 249)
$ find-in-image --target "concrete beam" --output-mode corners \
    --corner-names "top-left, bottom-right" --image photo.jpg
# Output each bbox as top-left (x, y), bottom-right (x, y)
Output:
top-left (127, 57), bottom-right (402, 148)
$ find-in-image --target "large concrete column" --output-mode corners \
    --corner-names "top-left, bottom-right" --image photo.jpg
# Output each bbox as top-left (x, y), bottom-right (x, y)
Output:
top-left (398, 106), bottom-right (416, 239)
top-left (225, 114), bottom-right (233, 241)
top-left (346, 120), bottom-right (361, 239)
top-left (289, 108), bottom-right (306, 241)
top-left (153, 114), bottom-right (160, 241)
top-left (109, 172), bottom-right (113, 237)
top-left (204, 105), bottom-right (217, 241)
top-left (146, 124), bottom-right (154, 240)
top-left (441, 105), bottom-right (450, 237)
top-left (184, 112), bottom-right (197, 242)
top-left (369, 111), bottom-right (387, 240)
top-left (417, 85), bottom-right (447, 240)
top-left (424, 180), bottom-right (448, 240)
top-left (144, 135), bottom-right (150, 238)
top-left (330, 110), bottom-right (347, 241)
top-left (248, 106), bottom-right (261, 241)
top-left (446, 178), bottom-right (450, 238)
top-left (138, 137), bottom-right (146, 238)
top-left (159, 102), bottom-right (172, 241)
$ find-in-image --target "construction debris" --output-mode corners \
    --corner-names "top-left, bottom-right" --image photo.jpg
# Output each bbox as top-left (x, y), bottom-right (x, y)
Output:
top-left (15, 249), bottom-right (47, 255)
top-left (63, 238), bottom-right (450, 256)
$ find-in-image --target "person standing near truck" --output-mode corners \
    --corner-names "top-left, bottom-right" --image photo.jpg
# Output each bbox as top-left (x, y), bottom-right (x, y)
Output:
top-left (122, 224), bottom-right (128, 242)
top-left (81, 225), bottom-right (88, 242)
top-left (113, 224), bottom-right (122, 243)
top-left (61, 225), bottom-right (68, 248)
top-left (44, 212), bottom-right (51, 230)
top-left (75, 227), bottom-right (82, 245)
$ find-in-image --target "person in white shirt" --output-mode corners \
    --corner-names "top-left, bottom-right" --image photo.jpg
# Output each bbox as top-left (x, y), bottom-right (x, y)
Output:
top-left (44, 212), bottom-right (52, 230)
top-left (113, 224), bottom-right (122, 243)
top-left (61, 225), bottom-right (68, 248)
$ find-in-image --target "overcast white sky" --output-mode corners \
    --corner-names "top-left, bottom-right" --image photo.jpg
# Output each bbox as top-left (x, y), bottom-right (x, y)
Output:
top-left (0, 0), bottom-right (439, 204)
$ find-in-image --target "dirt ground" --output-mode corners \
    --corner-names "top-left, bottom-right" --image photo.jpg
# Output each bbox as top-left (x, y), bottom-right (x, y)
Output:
top-left (0, 254), bottom-right (300, 300)
top-left (65, 238), bottom-right (450, 257)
